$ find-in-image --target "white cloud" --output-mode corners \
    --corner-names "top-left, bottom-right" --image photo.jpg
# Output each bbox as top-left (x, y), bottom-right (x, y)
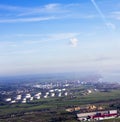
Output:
top-left (70, 38), bottom-right (79, 47)
top-left (106, 22), bottom-right (116, 30)
top-left (0, 3), bottom-right (96, 23)
top-left (0, 4), bottom-right (21, 11)
top-left (0, 32), bottom-right (80, 46)
top-left (44, 3), bottom-right (60, 10)
top-left (0, 32), bottom-right (80, 39)
top-left (48, 33), bottom-right (80, 40)
top-left (18, 4), bottom-right (62, 16)
top-left (111, 11), bottom-right (120, 20)
top-left (0, 16), bottom-right (55, 23)
top-left (0, 3), bottom-right (65, 16)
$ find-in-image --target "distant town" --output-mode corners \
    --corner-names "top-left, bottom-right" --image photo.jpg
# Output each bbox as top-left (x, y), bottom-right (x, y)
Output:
top-left (1, 76), bottom-right (119, 105)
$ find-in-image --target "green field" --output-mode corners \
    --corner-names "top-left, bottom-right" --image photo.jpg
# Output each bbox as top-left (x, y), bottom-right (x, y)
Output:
top-left (0, 89), bottom-right (120, 122)
top-left (101, 118), bottom-right (120, 122)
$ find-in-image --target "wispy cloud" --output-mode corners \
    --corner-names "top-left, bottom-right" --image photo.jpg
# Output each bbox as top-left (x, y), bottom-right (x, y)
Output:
top-left (0, 3), bottom-right (96, 23)
top-left (95, 56), bottom-right (113, 62)
top-left (111, 11), bottom-right (120, 20)
top-left (0, 41), bottom-right (17, 47)
top-left (70, 38), bottom-right (79, 47)
top-left (0, 4), bottom-right (22, 11)
top-left (18, 4), bottom-right (62, 16)
top-left (106, 22), bottom-right (116, 30)
top-left (0, 3), bottom-right (81, 15)
top-left (44, 3), bottom-right (60, 10)
top-left (48, 33), bottom-right (80, 40)
top-left (0, 16), bottom-right (55, 23)
top-left (0, 33), bottom-right (80, 57)
top-left (0, 32), bottom-right (80, 46)
top-left (0, 3), bottom-right (67, 16)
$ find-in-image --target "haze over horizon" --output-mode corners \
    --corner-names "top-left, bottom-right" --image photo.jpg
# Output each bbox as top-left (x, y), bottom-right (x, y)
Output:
top-left (0, 0), bottom-right (120, 81)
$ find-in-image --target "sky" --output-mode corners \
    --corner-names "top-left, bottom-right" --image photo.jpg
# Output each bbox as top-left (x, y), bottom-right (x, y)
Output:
top-left (0, 0), bottom-right (120, 81)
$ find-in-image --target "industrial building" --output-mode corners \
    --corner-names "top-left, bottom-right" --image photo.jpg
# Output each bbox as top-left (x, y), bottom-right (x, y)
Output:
top-left (77, 110), bottom-right (119, 121)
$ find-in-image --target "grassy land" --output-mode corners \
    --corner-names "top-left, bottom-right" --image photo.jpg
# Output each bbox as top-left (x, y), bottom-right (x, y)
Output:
top-left (0, 90), bottom-right (120, 122)
top-left (101, 118), bottom-right (120, 122)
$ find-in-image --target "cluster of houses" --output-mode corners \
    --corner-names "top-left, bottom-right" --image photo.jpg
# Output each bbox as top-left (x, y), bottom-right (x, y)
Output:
top-left (5, 88), bottom-right (68, 104)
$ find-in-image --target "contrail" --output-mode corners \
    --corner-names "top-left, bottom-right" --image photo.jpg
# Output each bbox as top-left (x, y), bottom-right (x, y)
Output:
top-left (91, 0), bottom-right (106, 22)
top-left (91, 0), bottom-right (115, 30)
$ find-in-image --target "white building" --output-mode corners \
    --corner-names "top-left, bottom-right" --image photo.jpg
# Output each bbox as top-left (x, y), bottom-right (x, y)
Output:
top-left (11, 100), bottom-right (16, 104)
top-left (46, 92), bottom-right (49, 95)
top-left (51, 93), bottom-right (55, 97)
top-left (5, 98), bottom-right (11, 102)
top-left (22, 100), bottom-right (26, 103)
top-left (16, 95), bottom-right (22, 100)
top-left (36, 96), bottom-right (40, 99)
top-left (50, 89), bottom-right (54, 92)
top-left (58, 89), bottom-right (62, 92)
top-left (87, 90), bottom-right (92, 94)
top-left (62, 88), bottom-right (66, 91)
top-left (58, 93), bottom-right (62, 97)
top-left (77, 110), bottom-right (118, 121)
top-left (44, 95), bottom-right (48, 98)
top-left (65, 92), bottom-right (68, 96)
top-left (25, 93), bottom-right (31, 99)
top-left (35, 92), bottom-right (41, 97)
top-left (23, 98), bottom-right (26, 101)
top-left (30, 97), bottom-right (33, 101)
top-left (37, 92), bottom-right (42, 95)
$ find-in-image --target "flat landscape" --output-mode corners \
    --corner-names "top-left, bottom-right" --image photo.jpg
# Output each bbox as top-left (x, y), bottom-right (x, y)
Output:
top-left (1, 0), bottom-right (120, 121)
top-left (0, 79), bottom-right (120, 122)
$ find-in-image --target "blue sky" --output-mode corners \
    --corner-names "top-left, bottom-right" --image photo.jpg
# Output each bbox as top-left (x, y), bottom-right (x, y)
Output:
top-left (0, 0), bottom-right (120, 80)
